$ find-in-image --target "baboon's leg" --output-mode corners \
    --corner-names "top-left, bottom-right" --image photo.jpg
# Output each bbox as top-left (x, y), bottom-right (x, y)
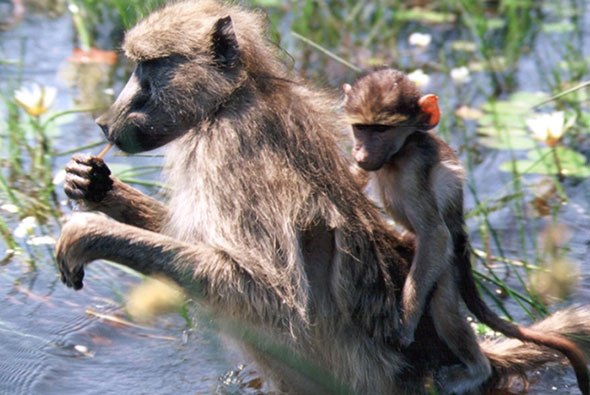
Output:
top-left (56, 212), bottom-right (300, 329)
top-left (430, 270), bottom-right (491, 394)
top-left (64, 153), bottom-right (167, 232)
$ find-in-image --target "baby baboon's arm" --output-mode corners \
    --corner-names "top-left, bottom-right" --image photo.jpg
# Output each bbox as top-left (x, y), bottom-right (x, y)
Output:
top-left (398, 186), bottom-right (453, 346)
top-left (56, 212), bottom-right (298, 329)
top-left (64, 153), bottom-right (167, 232)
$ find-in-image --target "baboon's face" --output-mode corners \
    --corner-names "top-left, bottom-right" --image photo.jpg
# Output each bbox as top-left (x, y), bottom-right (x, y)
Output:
top-left (96, 17), bottom-right (241, 153)
top-left (351, 124), bottom-right (417, 171)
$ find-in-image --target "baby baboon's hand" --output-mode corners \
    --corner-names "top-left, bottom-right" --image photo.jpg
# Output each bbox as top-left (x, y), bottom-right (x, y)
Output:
top-left (64, 153), bottom-right (113, 203)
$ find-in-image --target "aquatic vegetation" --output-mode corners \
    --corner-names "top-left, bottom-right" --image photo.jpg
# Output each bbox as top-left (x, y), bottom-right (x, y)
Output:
top-left (526, 111), bottom-right (572, 146)
top-left (407, 69), bottom-right (431, 88)
top-left (13, 84), bottom-right (57, 117)
top-left (408, 32), bottom-right (432, 48)
top-left (450, 66), bottom-right (471, 84)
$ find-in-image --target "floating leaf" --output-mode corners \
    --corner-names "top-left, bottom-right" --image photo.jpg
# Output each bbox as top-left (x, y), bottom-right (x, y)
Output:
top-left (478, 135), bottom-right (536, 150)
top-left (394, 7), bottom-right (456, 24)
top-left (250, 0), bottom-right (282, 7)
top-left (528, 147), bottom-right (588, 169)
top-left (499, 147), bottom-right (590, 176)
top-left (477, 125), bottom-right (535, 150)
top-left (499, 159), bottom-right (557, 175)
top-left (507, 91), bottom-right (550, 107)
top-left (477, 126), bottom-right (529, 136)
top-left (481, 101), bottom-right (529, 115)
top-left (478, 113), bottom-right (527, 128)
top-left (486, 18), bottom-right (505, 30)
top-left (558, 57), bottom-right (590, 73)
top-left (579, 113), bottom-right (590, 131)
top-left (468, 56), bottom-right (508, 72)
top-left (541, 22), bottom-right (575, 34)
top-left (450, 40), bottom-right (477, 52)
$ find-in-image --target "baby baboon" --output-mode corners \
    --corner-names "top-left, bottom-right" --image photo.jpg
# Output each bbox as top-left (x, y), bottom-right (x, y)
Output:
top-left (56, 2), bottom-right (590, 394)
top-left (343, 68), bottom-right (589, 394)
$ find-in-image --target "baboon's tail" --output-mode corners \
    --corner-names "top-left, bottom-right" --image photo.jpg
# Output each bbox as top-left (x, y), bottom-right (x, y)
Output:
top-left (479, 306), bottom-right (590, 392)
top-left (454, 230), bottom-right (590, 394)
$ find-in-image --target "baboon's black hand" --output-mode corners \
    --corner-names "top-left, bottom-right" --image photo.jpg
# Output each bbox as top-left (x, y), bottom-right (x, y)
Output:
top-left (64, 153), bottom-right (113, 203)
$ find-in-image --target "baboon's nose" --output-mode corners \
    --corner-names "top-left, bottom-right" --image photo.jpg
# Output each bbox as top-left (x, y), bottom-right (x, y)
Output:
top-left (354, 150), bottom-right (371, 169)
top-left (95, 116), bottom-right (110, 139)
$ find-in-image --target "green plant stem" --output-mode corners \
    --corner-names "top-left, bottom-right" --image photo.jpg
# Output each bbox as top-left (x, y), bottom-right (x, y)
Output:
top-left (290, 31), bottom-right (363, 73)
top-left (531, 80), bottom-right (590, 109)
top-left (41, 108), bottom-right (98, 129)
top-left (69, 0), bottom-right (92, 51)
top-left (551, 145), bottom-right (564, 181)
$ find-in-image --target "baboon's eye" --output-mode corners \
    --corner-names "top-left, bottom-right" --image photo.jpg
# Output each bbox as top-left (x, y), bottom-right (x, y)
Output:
top-left (370, 125), bottom-right (390, 133)
top-left (354, 124), bottom-right (390, 134)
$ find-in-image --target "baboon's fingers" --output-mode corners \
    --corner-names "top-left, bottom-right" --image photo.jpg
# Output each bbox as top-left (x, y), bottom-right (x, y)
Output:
top-left (71, 267), bottom-right (85, 290)
top-left (64, 173), bottom-right (90, 200)
top-left (55, 242), bottom-right (85, 290)
top-left (65, 158), bottom-right (93, 179)
top-left (67, 154), bottom-right (111, 178)
top-left (64, 153), bottom-right (113, 203)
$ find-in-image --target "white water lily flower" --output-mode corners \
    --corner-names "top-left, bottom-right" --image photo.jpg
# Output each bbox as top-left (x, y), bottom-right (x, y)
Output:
top-left (526, 111), bottom-right (573, 146)
top-left (14, 84), bottom-right (57, 116)
top-left (14, 216), bottom-right (38, 238)
top-left (407, 69), bottom-right (430, 87)
top-left (450, 66), bottom-right (471, 84)
top-left (408, 32), bottom-right (432, 48)
top-left (1, 204), bottom-right (19, 213)
top-left (26, 235), bottom-right (57, 246)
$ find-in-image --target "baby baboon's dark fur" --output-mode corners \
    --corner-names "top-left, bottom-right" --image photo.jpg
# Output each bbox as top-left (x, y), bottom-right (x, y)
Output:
top-left (344, 69), bottom-right (589, 395)
top-left (57, 1), bottom-right (590, 393)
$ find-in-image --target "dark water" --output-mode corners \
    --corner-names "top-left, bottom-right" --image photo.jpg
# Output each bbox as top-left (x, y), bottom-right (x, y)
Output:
top-left (0, 1), bottom-right (589, 394)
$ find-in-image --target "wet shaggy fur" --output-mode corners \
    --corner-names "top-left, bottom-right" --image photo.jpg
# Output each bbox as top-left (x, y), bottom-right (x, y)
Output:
top-left (344, 69), bottom-right (589, 394)
top-left (56, 1), bottom-right (590, 394)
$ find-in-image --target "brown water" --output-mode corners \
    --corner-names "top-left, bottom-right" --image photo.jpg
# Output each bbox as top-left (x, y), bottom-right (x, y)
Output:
top-left (1, 1), bottom-right (589, 394)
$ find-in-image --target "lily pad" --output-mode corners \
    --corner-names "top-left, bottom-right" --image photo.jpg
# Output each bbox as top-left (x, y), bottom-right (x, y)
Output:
top-left (528, 147), bottom-right (587, 167)
top-left (251, 0), bottom-right (282, 7)
top-left (499, 147), bottom-right (590, 177)
top-left (541, 22), bottom-right (575, 34)
top-left (394, 7), bottom-right (456, 24)
top-left (478, 113), bottom-right (527, 128)
top-left (450, 40), bottom-right (477, 52)
top-left (478, 134), bottom-right (536, 150)
top-left (507, 91), bottom-right (550, 107)
top-left (486, 18), bottom-right (505, 30)
top-left (481, 101), bottom-right (529, 115)
top-left (477, 125), bottom-right (534, 150)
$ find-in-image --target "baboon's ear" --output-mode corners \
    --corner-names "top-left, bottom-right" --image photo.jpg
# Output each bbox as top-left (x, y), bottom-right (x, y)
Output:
top-left (211, 16), bottom-right (240, 69)
top-left (417, 94), bottom-right (440, 129)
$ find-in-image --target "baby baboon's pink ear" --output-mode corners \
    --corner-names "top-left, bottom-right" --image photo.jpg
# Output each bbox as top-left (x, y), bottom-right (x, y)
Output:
top-left (418, 94), bottom-right (440, 128)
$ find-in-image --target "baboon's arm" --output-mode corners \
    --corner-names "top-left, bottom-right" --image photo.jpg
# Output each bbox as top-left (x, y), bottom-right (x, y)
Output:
top-left (56, 212), bottom-right (297, 329)
top-left (64, 154), bottom-right (167, 232)
top-left (398, 187), bottom-right (452, 346)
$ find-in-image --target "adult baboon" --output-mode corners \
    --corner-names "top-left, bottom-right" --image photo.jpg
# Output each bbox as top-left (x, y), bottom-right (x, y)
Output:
top-left (57, 1), bottom-right (590, 393)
